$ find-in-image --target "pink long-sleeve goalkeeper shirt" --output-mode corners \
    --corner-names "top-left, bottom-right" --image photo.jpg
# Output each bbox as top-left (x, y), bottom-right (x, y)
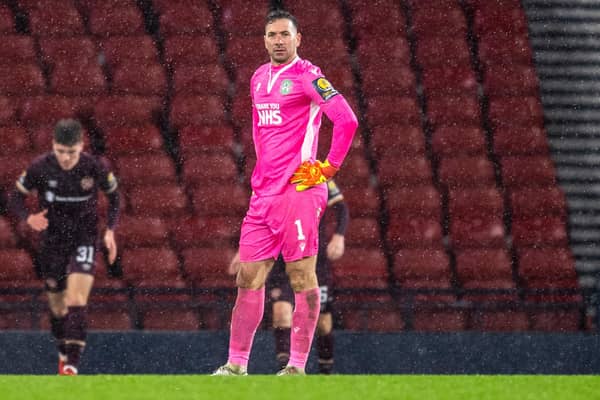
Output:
top-left (249, 56), bottom-right (358, 197)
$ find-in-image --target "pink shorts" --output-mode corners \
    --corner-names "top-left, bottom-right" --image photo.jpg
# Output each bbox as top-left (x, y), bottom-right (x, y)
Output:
top-left (239, 183), bottom-right (328, 263)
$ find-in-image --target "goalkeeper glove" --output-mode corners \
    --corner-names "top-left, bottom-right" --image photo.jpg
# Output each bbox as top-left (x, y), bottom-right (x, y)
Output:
top-left (290, 159), bottom-right (338, 191)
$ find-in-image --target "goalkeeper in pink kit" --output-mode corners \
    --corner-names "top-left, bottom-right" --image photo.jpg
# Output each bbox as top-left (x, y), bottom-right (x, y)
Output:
top-left (212, 9), bottom-right (358, 375)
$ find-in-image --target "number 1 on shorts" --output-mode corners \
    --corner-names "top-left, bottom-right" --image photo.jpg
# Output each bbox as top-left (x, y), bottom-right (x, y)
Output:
top-left (294, 219), bottom-right (306, 241)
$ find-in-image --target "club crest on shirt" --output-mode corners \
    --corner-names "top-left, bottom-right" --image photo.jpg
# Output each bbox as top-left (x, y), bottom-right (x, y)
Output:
top-left (48, 180), bottom-right (58, 188)
top-left (80, 176), bottom-right (94, 190)
top-left (312, 77), bottom-right (338, 101)
top-left (280, 79), bottom-right (293, 95)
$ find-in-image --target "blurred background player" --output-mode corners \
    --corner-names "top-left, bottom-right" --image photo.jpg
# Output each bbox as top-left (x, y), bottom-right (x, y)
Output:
top-left (212, 9), bottom-right (357, 376)
top-left (8, 119), bottom-right (120, 375)
top-left (245, 179), bottom-right (348, 374)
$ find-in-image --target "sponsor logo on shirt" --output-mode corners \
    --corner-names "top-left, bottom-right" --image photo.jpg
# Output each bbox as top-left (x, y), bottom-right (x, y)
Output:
top-left (256, 103), bottom-right (282, 126)
top-left (312, 77), bottom-right (339, 101)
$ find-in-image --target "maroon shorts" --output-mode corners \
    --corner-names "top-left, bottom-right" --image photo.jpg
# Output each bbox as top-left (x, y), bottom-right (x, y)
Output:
top-left (38, 235), bottom-right (97, 292)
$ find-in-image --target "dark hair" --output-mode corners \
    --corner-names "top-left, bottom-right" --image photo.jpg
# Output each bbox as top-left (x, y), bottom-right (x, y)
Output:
top-left (53, 118), bottom-right (83, 146)
top-left (265, 9), bottom-right (299, 32)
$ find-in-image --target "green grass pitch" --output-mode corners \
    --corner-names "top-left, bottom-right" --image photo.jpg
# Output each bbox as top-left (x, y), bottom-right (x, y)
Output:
top-left (1, 375), bottom-right (599, 400)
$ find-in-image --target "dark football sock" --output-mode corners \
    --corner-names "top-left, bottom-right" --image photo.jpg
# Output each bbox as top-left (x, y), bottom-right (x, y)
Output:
top-left (317, 332), bottom-right (334, 374)
top-left (50, 314), bottom-right (67, 355)
top-left (64, 306), bottom-right (87, 367)
top-left (274, 327), bottom-right (290, 369)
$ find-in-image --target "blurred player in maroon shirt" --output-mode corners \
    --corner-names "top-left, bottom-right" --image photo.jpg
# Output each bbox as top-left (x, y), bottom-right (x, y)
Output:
top-left (9, 119), bottom-right (120, 375)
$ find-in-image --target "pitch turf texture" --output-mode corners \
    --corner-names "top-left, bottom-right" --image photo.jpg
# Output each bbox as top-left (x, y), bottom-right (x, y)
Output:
top-left (1, 375), bottom-right (598, 400)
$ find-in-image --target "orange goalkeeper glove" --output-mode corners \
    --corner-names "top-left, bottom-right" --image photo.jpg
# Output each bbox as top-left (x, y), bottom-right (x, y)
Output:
top-left (290, 159), bottom-right (338, 191)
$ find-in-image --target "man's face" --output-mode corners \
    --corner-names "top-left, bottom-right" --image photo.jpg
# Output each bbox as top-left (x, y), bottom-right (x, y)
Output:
top-left (264, 18), bottom-right (301, 65)
top-left (52, 141), bottom-right (83, 170)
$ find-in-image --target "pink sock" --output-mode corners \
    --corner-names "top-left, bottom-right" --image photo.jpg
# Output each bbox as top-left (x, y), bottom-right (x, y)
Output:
top-left (228, 287), bottom-right (265, 368)
top-left (289, 288), bottom-right (320, 369)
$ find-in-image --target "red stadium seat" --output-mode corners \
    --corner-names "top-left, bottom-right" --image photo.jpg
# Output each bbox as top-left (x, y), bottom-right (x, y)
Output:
top-left (509, 187), bottom-right (567, 219)
top-left (394, 248), bottom-right (454, 302)
top-left (0, 154), bottom-right (30, 187)
top-left (356, 36), bottom-right (411, 68)
top-left (171, 216), bottom-right (241, 248)
top-left (517, 247), bottom-right (580, 302)
top-left (27, 2), bottom-right (85, 36)
top-left (117, 215), bottom-right (170, 248)
top-left (0, 126), bottom-right (31, 155)
top-left (121, 246), bottom-right (185, 286)
top-left (341, 185), bottom-right (380, 218)
top-left (0, 249), bottom-right (37, 286)
top-left (472, 5), bottom-right (529, 38)
top-left (488, 96), bottom-right (543, 127)
top-left (365, 95), bottom-right (420, 126)
top-left (448, 186), bottom-right (504, 219)
top-left (378, 155), bottom-right (433, 187)
top-left (470, 310), bottom-right (529, 332)
top-left (49, 62), bottom-right (106, 96)
top-left (286, 0), bottom-right (345, 37)
top-left (141, 308), bottom-right (199, 330)
top-left (99, 36), bottom-right (159, 69)
top-left (426, 95), bottom-right (481, 127)
top-left (163, 35), bottom-right (220, 67)
top-left (170, 95), bottom-right (226, 127)
top-left (104, 124), bottom-right (164, 155)
top-left (0, 35), bottom-right (36, 63)
top-left (360, 64), bottom-right (415, 96)
top-left (173, 64), bottom-right (229, 95)
top-left (94, 95), bottom-right (162, 127)
top-left (127, 184), bottom-right (189, 217)
top-left (0, 216), bottom-right (18, 248)
top-left (438, 156), bottom-right (496, 188)
top-left (219, 0), bottom-right (270, 36)
top-left (431, 125), bottom-right (486, 158)
top-left (88, 308), bottom-right (132, 330)
top-left (387, 216), bottom-right (443, 249)
top-left (112, 63), bottom-right (167, 96)
top-left (529, 309), bottom-right (582, 332)
top-left (19, 96), bottom-right (78, 127)
top-left (182, 247), bottom-right (237, 288)
top-left (190, 183), bottom-right (249, 217)
top-left (493, 125), bottom-right (549, 156)
top-left (332, 248), bottom-right (389, 289)
top-left (333, 155), bottom-right (371, 187)
top-left (181, 153), bottom-right (239, 185)
top-left (511, 216), bottom-right (569, 248)
top-left (39, 37), bottom-right (97, 69)
top-left (157, 1), bottom-right (214, 36)
top-left (421, 65), bottom-right (478, 96)
top-left (0, 64), bottom-right (45, 96)
top-left (115, 154), bottom-right (177, 185)
top-left (414, 36), bottom-right (471, 68)
top-left (385, 185), bottom-right (442, 219)
top-left (319, 64), bottom-right (355, 93)
top-left (371, 125), bottom-right (425, 157)
top-left (412, 308), bottom-right (468, 332)
top-left (500, 156), bottom-right (557, 188)
top-left (178, 125), bottom-right (234, 156)
top-left (483, 64), bottom-right (539, 96)
top-left (349, 1), bottom-right (406, 38)
top-left (225, 35), bottom-right (269, 70)
top-left (411, 7), bottom-right (467, 38)
top-left (344, 217), bottom-right (381, 248)
top-left (477, 33), bottom-right (533, 67)
top-left (455, 248), bottom-right (516, 301)
top-left (449, 214), bottom-right (506, 249)
top-left (0, 96), bottom-right (17, 125)
top-left (88, 4), bottom-right (145, 36)
top-left (0, 6), bottom-right (15, 34)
